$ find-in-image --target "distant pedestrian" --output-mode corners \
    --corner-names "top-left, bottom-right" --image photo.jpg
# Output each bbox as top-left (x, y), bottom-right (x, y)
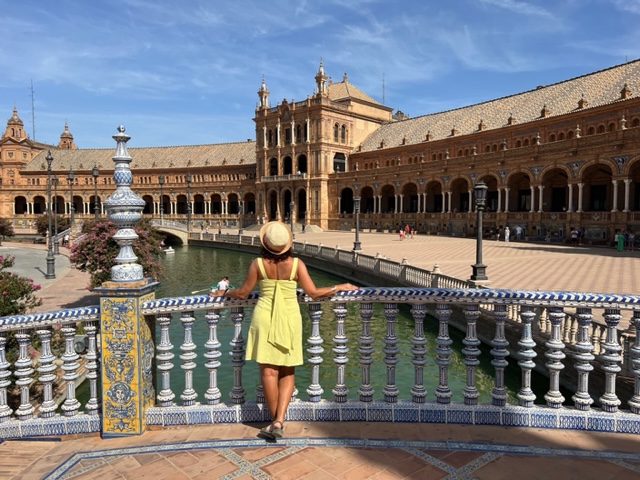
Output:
top-left (504, 226), bottom-right (510, 242)
top-left (515, 225), bottom-right (523, 241)
top-left (571, 228), bottom-right (579, 246)
top-left (628, 231), bottom-right (635, 251)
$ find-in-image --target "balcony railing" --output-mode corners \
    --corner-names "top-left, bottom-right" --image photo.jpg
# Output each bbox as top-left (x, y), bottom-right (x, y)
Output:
top-left (0, 286), bottom-right (639, 440)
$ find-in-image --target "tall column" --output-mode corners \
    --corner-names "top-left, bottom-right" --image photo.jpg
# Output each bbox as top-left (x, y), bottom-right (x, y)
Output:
top-left (504, 187), bottom-right (510, 212)
top-left (467, 189), bottom-right (472, 213)
top-left (97, 126), bottom-right (157, 437)
top-left (394, 195), bottom-right (398, 214)
top-left (624, 178), bottom-right (632, 212)
top-left (538, 185), bottom-right (544, 213)
top-left (447, 191), bottom-right (452, 213)
top-left (611, 180), bottom-right (619, 212)
top-left (577, 183), bottom-right (584, 212)
top-left (399, 194), bottom-right (404, 214)
top-left (338, 198), bottom-right (342, 214)
top-left (377, 195), bottom-right (382, 214)
top-left (416, 192), bottom-right (421, 213)
top-left (441, 193), bottom-right (446, 213)
top-left (567, 184), bottom-right (574, 212)
top-left (529, 186), bottom-right (535, 213)
top-left (497, 188), bottom-right (502, 213)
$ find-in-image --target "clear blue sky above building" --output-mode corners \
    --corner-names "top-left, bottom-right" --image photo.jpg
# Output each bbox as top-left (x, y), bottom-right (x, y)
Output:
top-left (1, 0), bottom-right (638, 148)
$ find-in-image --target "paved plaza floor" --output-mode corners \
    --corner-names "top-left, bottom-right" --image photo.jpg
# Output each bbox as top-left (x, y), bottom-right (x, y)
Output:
top-left (1, 234), bottom-right (640, 479)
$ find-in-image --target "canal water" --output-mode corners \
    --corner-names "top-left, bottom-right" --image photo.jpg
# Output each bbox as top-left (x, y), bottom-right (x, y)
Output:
top-left (155, 246), bottom-right (554, 405)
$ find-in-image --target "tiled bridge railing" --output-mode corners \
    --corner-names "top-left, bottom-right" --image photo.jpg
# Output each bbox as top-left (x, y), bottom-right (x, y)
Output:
top-left (0, 287), bottom-right (639, 440)
top-left (198, 232), bottom-right (632, 361)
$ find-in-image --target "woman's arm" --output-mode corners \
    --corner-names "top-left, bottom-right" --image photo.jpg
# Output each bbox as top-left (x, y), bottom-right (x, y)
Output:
top-left (296, 259), bottom-right (358, 299)
top-left (211, 259), bottom-right (259, 300)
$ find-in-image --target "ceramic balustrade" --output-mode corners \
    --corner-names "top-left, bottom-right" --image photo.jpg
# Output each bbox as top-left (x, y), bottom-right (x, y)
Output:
top-left (1, 288), bottom-right (640, 440)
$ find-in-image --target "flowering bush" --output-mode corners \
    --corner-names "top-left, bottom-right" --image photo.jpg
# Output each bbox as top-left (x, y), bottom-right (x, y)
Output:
top-left (70, 218), bottom-right (164, 288)
top-left (0, 255), bottom-right (42, 316)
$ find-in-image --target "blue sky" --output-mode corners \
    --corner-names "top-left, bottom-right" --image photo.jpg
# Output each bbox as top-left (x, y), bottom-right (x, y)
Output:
top-left (1, 0), bottom-right (639, 148)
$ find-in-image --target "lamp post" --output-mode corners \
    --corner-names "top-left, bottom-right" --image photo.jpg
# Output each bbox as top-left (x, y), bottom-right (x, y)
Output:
top-left (53, 177), bottom-right (59, 255)
top-left (186, 172), bottom-right (192, 231)
top-left (353, 196), bottom-right (362, 251)
top-left (44, 151), bottom-right (56, 279)
top-left (92, 165), bottom-right (99, 220)
top-left (67, 168), bottom-right (75, 225)
top-left (158, 175), bottom-right (165, 224)
top-left (289, 200), bottom-right (295, 239)
top-left (238, 191), bottom-right (244, 235)
top-left (470, 181), bottom-right (489, 284)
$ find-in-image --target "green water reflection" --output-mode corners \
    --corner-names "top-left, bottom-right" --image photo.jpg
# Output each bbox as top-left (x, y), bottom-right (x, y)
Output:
top-left (153, 245), bottom-right (554, 405)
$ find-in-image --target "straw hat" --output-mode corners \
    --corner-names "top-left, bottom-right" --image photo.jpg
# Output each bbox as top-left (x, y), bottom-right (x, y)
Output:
top-left (259, 221), bottom-right (293, 255)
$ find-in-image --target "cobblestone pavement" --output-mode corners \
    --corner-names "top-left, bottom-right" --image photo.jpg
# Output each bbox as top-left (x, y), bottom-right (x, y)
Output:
top-left (2, 235), bottom-right (640, 479)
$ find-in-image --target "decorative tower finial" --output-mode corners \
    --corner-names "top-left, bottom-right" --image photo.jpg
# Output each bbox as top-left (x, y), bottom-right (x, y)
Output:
top-left (102, 125), bottom-right (146, 282)
top-left (315, 58), bottom-right (327, 96)
top-left (258, 74), bottom-right (269, 109)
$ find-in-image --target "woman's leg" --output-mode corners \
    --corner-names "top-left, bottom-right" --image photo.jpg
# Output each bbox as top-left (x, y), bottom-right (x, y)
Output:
top-left (259, 364), bottom-right (295, 423)
top-left (274, 366), bottom-right (295, 423)
top-left (260, 364), bottom-right (280, 420)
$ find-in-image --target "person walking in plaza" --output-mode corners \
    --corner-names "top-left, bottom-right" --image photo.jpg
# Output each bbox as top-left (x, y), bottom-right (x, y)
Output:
top-left (504, 226), bottom-right (510, 242)
top-left (514, 225), bottom-right (523, 241)
top-left (214, 221), bottom-right (357, 440)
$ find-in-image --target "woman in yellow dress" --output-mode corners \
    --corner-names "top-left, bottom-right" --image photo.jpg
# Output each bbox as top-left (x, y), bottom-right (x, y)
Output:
top-left (215, 221), bottom-right (357, 439)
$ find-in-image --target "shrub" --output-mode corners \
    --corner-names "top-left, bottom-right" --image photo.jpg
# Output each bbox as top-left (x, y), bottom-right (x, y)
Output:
top-left (70, 218), bottom-right (164, 288)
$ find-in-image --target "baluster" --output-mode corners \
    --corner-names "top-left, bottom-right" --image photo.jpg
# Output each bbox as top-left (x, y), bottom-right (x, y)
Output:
top-left (306, 303), bottom-right (324, 402)
top-left (491, 304), bottom-right (510, 406)
top-left (628, 310), bottom-right (640, 414)
top-left (83, 320), bottom-right (99, 415)
top-left (60, 324), bottom-right (80, 416)
top-left (332, 302), bottom-right (349, 403)
top-left (382, 302), bottom-right (399, 403)
top-left (544, 307), bottom-right (566, 408)
top-left (36, 327), bottom-right (57, 418)
top-left (462, 304), bottom-right (480, 405)
top-left (598, 308), bottom-right (622, 412)
top-left (434, 303), bottom-right (453, 404)
top-left (179, 311), bottom-right (198, 406)
top-left (572, 308), bottom-right (594, 410)
top-left (410, 303), bottom-right (427, 404)
top-left (569, 315), bottom-right (579, 345)
top-left (0, 332), bottom-right (12, 422)
top-left (561, 314), bottom-right (571, 343)
top-left (14, 329), bottom-right (35, 420)
top-left (358, 302), bottom-right (374, 402)
top-left (591, 324), bottom-right (602, 355)
top-left (204, 308), bottom-right (222, 405)
top-left (517, 306), bottom-right (537, 407)
top-left (229, 307), bottom-right (246, 404)
top-left (538, 307), bottom-right (548, 333)
top-left (156, 313), bottom-right (175, 407)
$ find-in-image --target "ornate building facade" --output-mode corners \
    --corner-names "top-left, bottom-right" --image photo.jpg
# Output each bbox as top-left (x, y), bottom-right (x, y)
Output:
top-left (2, 59), bottom-right (640, 242)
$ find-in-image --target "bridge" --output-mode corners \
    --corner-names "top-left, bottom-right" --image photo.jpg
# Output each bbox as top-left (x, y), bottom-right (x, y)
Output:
top-left (150, 219), bottom-right (190, 244)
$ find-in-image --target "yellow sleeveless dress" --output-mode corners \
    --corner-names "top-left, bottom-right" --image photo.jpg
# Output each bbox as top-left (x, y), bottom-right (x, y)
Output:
top-left (245, 257), bottom-right (303, 366)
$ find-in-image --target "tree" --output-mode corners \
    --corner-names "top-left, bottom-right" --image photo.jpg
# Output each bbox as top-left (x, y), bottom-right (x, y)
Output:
top-left (0, 218), bottom-right (14, 246)
top-left (34, 214), bottom-right (70, 236)
top-left (0, 255), bottom-right (42, 316)
top-left (70, 218), bottom-right (164, 288)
